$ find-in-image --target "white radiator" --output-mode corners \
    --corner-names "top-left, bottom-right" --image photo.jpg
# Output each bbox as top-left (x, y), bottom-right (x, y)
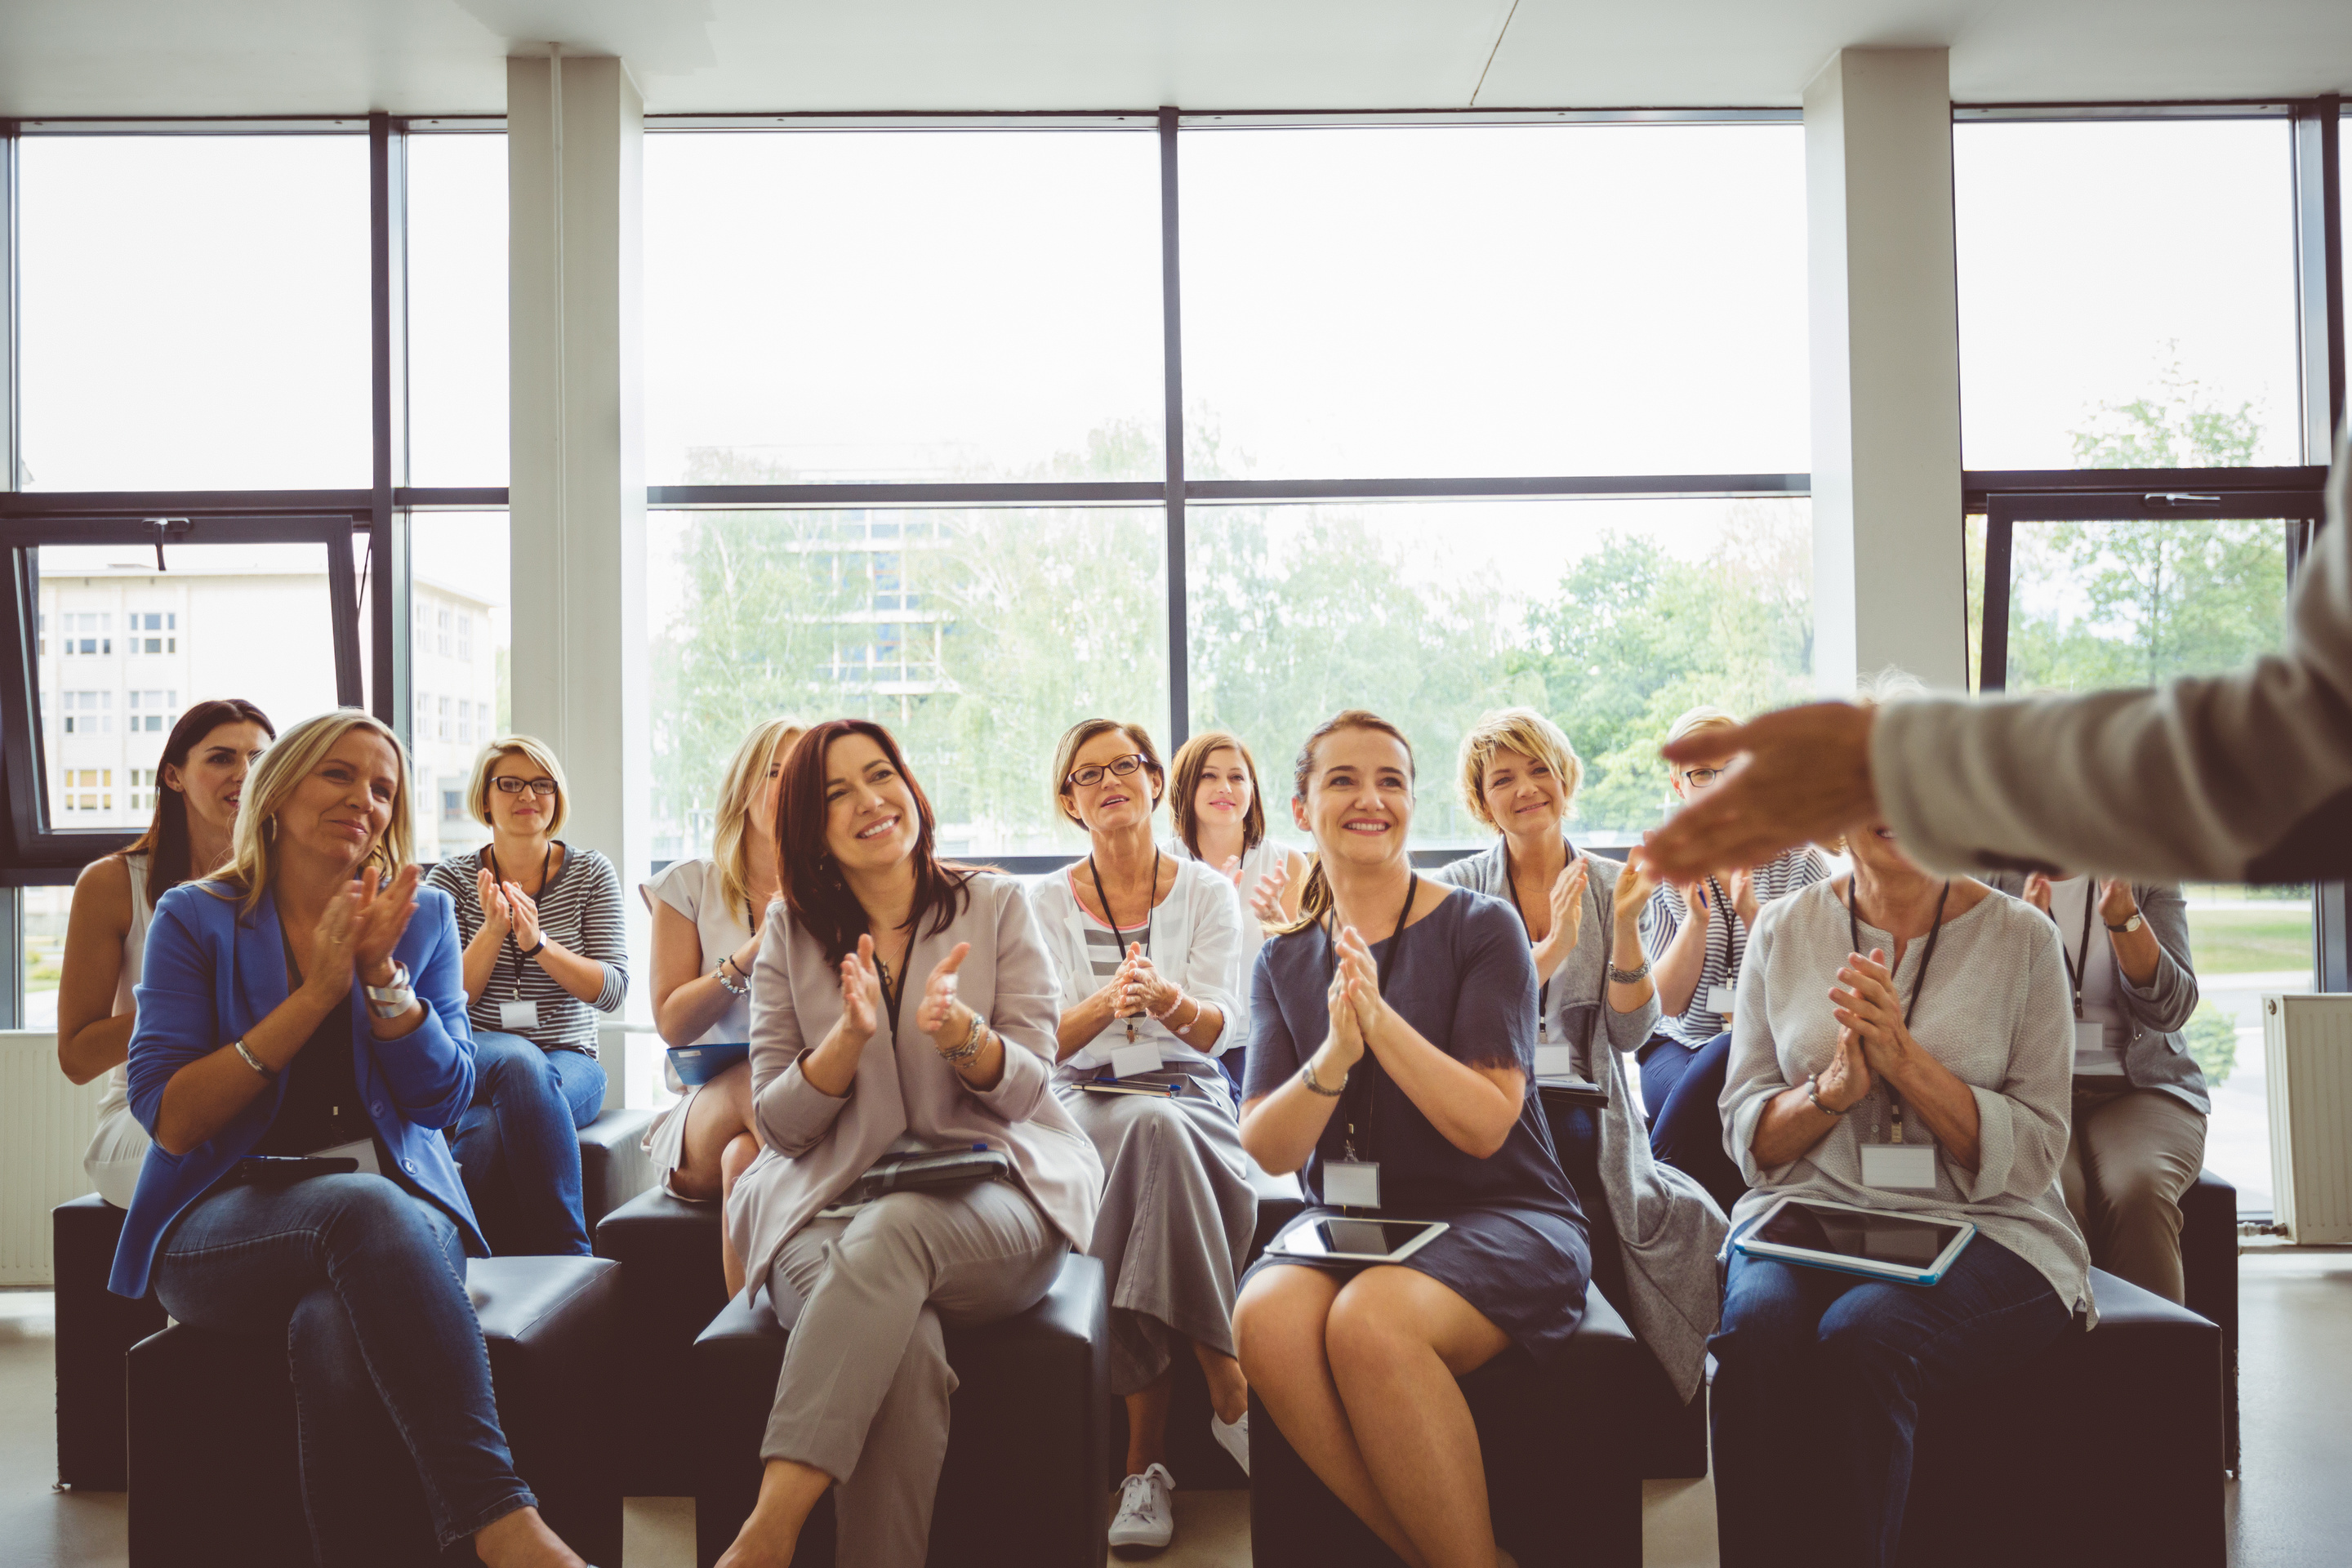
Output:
top-left (0, 1031), bottom-right (105, 1286)
top-left (2265, 995), bottom-right (2352, 1245)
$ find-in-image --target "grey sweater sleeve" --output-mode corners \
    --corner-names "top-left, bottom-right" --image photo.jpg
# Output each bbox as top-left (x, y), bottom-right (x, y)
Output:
top-left (1877, 425), bottom-right (2352, 884)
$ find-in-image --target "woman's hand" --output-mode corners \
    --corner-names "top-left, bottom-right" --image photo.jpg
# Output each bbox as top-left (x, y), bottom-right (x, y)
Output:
top-left (1118, 945), bottom-right (1179, 1018)
top-left (302, 886), bottom-right (363, 1000)
top-left (1831, 948), bottom-right (1915, 1080)
top-left (1333, 924), bottom-right (1385, 1039)
top-left (2098, 878), bottom-right (2139, 928)
top-left (1249, 859), bottom-right (1290, 926)
top-left (2021, 871), bottom-right (2055, 918)
top-left (1219, 853), bottom-right (1243, 888)
top-left (918, 942), bottom-right (974, 1045)
top-left (1321, 965), bottom-right (1367, 1071)
top-left (1729, 866), bottom-right (1759, 928)
top-left (502, 883), bottom-right (542, 951)
top-left (836, 935), bottom-right (883, 1045)
top-left (1815, 1022), bottom-right (1873, 1112)
top-left (1531, 859), bottom-right (1588, 980)
top-left (1615, 845), bottom-right (1664, 926)
top-left (475, 869), bottom-right (513, 938)
top-left (350, 866), bottom-right (421, 987)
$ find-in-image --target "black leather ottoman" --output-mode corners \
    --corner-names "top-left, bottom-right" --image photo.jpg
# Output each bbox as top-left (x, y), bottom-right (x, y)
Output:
top-left (578, 1104), bottom-right (660, 1232)
top-left (52, 1195), bottom-right (167, 1490)
top-left (1248, 1285), bottom-right (1650, 1568)
top-left (1898, 1267), bottom-right (2223, 1568)
top-left (127, 1254), bottom-right (624, 1568)
top-left (2179, 1168), bottom-right (2238, 1468)
top-left (688, 1251), bottom-right (1109, 1568)
top-left (593, 1186), bottom-right (729, 1496)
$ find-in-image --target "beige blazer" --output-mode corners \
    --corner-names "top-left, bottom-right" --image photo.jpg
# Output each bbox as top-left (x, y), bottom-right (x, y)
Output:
top-left (725, 871), bottom-right (1104, 1299)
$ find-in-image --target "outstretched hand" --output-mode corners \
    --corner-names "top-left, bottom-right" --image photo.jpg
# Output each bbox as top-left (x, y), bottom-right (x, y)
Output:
top-left (838, 935), bottom-right (882, 1043)
top-left (350, 865), bottom-right (421, 982)
top-left (1644, 703), bottom-right (1880, 882)
top-left (918, 942), bottom-right (973, 1039)
top-left (1249, 858), bottom-right (1291, 927)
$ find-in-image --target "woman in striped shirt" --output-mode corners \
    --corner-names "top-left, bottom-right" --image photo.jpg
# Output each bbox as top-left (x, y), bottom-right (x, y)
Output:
top-left (425, 736), bottom-right (630, 1256)
top-left (1637, 706), bottom-right (1832, 1212)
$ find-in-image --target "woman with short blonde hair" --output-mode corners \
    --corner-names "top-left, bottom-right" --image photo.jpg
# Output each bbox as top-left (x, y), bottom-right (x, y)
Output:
top-left (425, 734), bottom-right (630, 1256)
top-left (1637, 702), bottom-right (1834, 1211)
top-left (647, 716), bottom-right (806, 1296)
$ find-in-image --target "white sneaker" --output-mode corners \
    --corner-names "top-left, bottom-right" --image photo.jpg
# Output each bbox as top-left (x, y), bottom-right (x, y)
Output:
top-left (1107, 1463), bottom-right (1176, 1557)
top-left (1210, 1407), bottom-right (1250, 1477)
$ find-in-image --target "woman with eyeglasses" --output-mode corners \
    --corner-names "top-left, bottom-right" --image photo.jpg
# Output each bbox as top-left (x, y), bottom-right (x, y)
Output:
top-left (1637, 705), bottom-right (1832, 1211)
top-left (424, 736), bottom-right (629, 1256)
top-left (1024, 719), bottom-right (1254, 1554)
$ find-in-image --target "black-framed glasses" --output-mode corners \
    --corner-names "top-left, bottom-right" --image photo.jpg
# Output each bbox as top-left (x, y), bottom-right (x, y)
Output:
top-left (1067, 755), bottom-right (1148, 790)
top-left (492, 776), bottom-right (559, 797)
top-left (1681, 768), bottom-right (1726, 788)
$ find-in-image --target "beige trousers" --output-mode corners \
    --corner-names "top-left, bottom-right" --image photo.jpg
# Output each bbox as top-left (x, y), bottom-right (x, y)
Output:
top-left (2060, 1082), bottom-right (2207, 1304)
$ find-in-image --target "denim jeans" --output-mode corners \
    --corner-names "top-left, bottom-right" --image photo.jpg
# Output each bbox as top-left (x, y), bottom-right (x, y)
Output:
top-left (152, 1174), bottom-right (532, 1562)
top-left (452, 1030), bottom-right (605, 1257)
top-left (1638, 1031), bottom-right (1747, 1213)
top-left (1709, 1234), bottom-right (2070, 1568)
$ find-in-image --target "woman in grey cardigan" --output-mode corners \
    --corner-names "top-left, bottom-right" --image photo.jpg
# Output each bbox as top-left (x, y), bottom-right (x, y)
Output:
top-left (1993, 871), bottom-right (2208, 1303)
top-left (1434, 707), bottom-right (1726, 1401)
top-left (713, 720), bottom-right (1102, 1568)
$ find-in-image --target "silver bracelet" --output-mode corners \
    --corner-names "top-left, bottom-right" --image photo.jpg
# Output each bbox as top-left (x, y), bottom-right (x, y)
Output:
top-left (713, 961), bottom-right (749, 998)
top-left (1606, 956), bottom-right (1651, 985)
top-left (1806, 1073), bottom-right (1845, 1117)
top-left (1300, 1058), bottom-right (1347, 1097)
top-left (939, 1009), bottom-right (988, 1066)
top-left (364, 960), bottom-right (416, 1020)
top-left (233, 1039), bottom-right (274, 1079)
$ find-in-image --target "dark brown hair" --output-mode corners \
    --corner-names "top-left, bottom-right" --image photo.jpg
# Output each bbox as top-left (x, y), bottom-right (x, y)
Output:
top-left (1272, 709), bottom-right (1417, 937)
top-left (1167, 729), bottom-right (1267, 859)
top-left (777, 718), bottom-right (975, 965)
top-left (1049, 717), bottom-right (1164, 827)
top-left (118, 698), bottom-right (276, 907)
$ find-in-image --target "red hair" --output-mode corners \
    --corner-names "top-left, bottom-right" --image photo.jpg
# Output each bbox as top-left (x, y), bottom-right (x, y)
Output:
top-left (776, 719), bottom-right (976, 965)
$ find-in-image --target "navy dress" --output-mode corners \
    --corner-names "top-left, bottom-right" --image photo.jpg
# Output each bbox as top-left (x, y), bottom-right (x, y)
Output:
top-left (1241, 888), bottom-right (1592, 1363)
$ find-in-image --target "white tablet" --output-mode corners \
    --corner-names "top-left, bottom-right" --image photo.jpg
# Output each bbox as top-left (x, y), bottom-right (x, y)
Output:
top-left (1263, 1217), bottom-right (1450, 1265)
top-left (1733, 1196), bottom-right (1976, 1286)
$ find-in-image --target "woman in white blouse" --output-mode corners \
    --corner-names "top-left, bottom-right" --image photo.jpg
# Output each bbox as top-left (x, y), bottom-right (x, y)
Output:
top-left (1026, 719), bottom-right (1255, 1556)
top-left (646, 717), bottom-right (804, 1297)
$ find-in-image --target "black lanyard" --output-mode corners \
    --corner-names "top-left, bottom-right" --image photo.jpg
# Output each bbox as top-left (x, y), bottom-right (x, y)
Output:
top-left (874, 937), bottom-right (910, 1041)
top-left (484, 843), bottom-right (555, 998)
top-left (1705, 874), bottom-right (1740, 996)
top-left (1088, 847), bottom-right (1159, 1043)
top-left (1325, 872), bottom-right (1419, 1163)
top-left (2056, 883), bottom-right (2095, 1019)
top-left (1847, 877), bottom-right (1952, 1143)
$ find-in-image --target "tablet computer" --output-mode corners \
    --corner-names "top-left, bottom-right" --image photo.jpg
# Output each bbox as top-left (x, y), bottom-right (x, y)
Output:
top-left (1732, 1196), bottom-right (1976, 1285)
top-left (1536, 1076), bottom-right (1608, 1110)
top-left (1263, 1218), bottom-right (1450, 1266)
top-left (670, 1042), bottom-right (750, 1088)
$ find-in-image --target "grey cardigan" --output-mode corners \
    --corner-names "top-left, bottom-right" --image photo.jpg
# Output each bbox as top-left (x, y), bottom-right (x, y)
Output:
top-left (1437, 838), bottom-right (1727, 1398)
top-left (1980, 875), bottom-right (2211, 1115)
top-left (728, 872), bottom-right (1105, 1303)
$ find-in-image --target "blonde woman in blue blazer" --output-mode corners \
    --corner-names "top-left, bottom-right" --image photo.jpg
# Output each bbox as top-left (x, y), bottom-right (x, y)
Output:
top-left (108, 710), bottom-right (592, 1568)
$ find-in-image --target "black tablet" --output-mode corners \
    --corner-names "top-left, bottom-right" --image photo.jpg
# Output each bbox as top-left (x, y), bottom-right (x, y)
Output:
top-left (1263, 1218), bottom-right (1450, 1264)
top-left (1733, 1196), bottom-right (1976, 1285)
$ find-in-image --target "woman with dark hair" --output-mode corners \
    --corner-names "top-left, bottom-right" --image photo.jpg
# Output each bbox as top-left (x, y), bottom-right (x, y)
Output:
top-left (1235, 710), bottom-right (1590, 1568)
top-left (56, 697), bottom-right (274, 1207)
top-left (714, 719), bottom-right (1101, 1568)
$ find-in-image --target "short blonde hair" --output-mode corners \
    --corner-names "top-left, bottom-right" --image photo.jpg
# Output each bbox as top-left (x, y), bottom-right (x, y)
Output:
top-left (1854, 667), bottom-right (1928, 708)
top-left (1050, 718), bottom-right (1165, 828)
top-left (469, 734), bottom-right (571, 835)
top-left (1457, 708), bottom-right (1582, 832)
top-left (215, 710), bottom-right (414, 912)
top-left (1664, 704), bottom-right (1740, 781)
top-left (712, 717), bottom-right (807, 915)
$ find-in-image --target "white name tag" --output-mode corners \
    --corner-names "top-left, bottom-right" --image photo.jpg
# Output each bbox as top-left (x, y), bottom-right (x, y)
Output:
top-left (499, 1000), bottom-right (541, 1031)
top-left (2074, 1018), bottom-right (2109, 1057)
top-left (1861, 1143), bottom-right (1939, 1191)
top-left (1323, 1160), bottom-right (1382, 1209)
top-left (1708, 984), bottom-right (1736, 1016)
top-left (310, 1138), bottom-right (382, 1178)
top-left (1533, 1044), bottom-right (1578, 1078)
top-left (1109, 1040), bottom-right (1165, 1079)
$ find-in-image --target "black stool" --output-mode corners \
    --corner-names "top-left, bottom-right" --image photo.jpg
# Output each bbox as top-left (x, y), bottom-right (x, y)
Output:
top-left (52, 1195), bottom-right (167, 1490)
top-left (688, 1252), bottom-right (1108, 1568)
top-left (2179, 1168), bottom-right (2238, 1468)
top-left (1248, 1285), bottom-right (1652, 1568)
top-left (593, 1185), bottom-right (728, 1496)
top-left (127, 1254), bottom-right (623, 1567)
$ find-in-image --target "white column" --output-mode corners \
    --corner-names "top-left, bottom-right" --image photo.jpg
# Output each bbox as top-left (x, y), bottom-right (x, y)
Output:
top-left (507, 53), bottom-right (648, 893)
top-left (1805, 47), bottom-right (1967, 693)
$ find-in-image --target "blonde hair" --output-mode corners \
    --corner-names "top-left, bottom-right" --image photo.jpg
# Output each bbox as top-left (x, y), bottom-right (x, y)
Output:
top-left (214, 710), bottom-right (414, 912)
top-left (1853, 667), bottom-right (1928, 708)
top-left (1272, 710), bottom-right (1416, 938)
top-left (1456, 707), bottom-right (1582, 832)
top-left (1664, 704), bottom-right (1740, 782)
top-left (712, 717), bottom-right (807, 916)
top-left (468, 734), bottom-right (571, 835)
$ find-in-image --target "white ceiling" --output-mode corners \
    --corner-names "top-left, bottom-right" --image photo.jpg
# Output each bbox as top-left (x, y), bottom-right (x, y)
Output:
top-left (2, 0), bottom-right (2348, 119)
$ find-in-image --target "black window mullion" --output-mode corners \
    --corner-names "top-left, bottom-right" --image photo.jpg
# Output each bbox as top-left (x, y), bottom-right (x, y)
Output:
top-left (369, 113), bottom-right (412, 746)
top-left (1159, 105), bottom-right (1189, 750)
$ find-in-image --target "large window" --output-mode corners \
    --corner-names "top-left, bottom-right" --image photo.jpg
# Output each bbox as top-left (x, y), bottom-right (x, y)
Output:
top-left (408, 133), bottom-right (510, 488)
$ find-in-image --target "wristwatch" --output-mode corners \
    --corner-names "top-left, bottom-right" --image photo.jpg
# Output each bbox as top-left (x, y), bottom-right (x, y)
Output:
top-left (364, 960), bottom-right (416, 1020)
top-left (2105, 913), bottom-right (2145, 935)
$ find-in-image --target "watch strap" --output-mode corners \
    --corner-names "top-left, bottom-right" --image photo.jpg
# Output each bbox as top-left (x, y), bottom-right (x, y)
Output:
top-left (2105, 914), bottom-right (2144, 934)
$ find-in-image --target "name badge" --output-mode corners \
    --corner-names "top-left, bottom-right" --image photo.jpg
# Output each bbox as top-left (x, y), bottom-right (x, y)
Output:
top-left (1324, 1160), bottom-right (1382, 1209)
top-left (2074, 1018), bottom-right (2109, 1057)
top-left (1860, 1143), bottom-right (1939, 1191)
top-left (499, 1000), bottom-right (541, 1031)
top-left (1533, 1044), bottom-right (1578, 1078)
top-left (1708, 984), bottom-right (1737, 1016)
top-left (1109, 1040), bottom-right (1165, 1079)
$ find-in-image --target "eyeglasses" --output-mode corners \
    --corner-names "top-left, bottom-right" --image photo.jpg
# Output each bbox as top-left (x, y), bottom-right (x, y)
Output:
top-left (1067, 755), bottom-right (1148, 790)
top-left (1681, 768), bottom-right (1726, 788)
top-left (492, 776), bottom-right (559, 797)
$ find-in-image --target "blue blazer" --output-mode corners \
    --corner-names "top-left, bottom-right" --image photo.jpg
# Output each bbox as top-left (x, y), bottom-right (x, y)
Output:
top-left (109, 878), bottom-right (486, 1299)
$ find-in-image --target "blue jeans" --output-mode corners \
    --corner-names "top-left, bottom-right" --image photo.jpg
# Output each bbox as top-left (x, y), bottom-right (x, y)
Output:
top-left (1710, 1234), bottom-right (2070, 1568)
top-left (152, 1174), bottom-right (532, 1561)
top-left (451, 1031), bottom-right (605, 1257)
top-left (1639, 1031), bottom-right (1746, 1213)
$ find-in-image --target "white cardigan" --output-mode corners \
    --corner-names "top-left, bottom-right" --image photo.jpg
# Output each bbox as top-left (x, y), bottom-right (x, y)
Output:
top-left (1025, 853), bottom-right (1247, 1071)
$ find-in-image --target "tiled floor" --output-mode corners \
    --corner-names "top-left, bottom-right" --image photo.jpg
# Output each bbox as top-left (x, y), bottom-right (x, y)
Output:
top-left (12, 1250), bottom-right (2352, 1566)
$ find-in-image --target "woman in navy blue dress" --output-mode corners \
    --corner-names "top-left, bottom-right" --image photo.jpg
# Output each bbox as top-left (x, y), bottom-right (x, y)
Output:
top-left (1236, 710), bottom-right (1589, 1568)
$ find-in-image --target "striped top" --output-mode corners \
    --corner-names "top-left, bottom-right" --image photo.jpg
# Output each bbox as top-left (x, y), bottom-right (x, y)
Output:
top-left (1637, 844), bottom-right (1833, 1048)
top-left (425, 843), bottom-right (629, 1057)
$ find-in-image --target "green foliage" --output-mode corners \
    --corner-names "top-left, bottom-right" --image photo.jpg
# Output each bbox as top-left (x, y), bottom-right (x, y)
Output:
top-left (2184, 1001), bottom-right (2238, 1088)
